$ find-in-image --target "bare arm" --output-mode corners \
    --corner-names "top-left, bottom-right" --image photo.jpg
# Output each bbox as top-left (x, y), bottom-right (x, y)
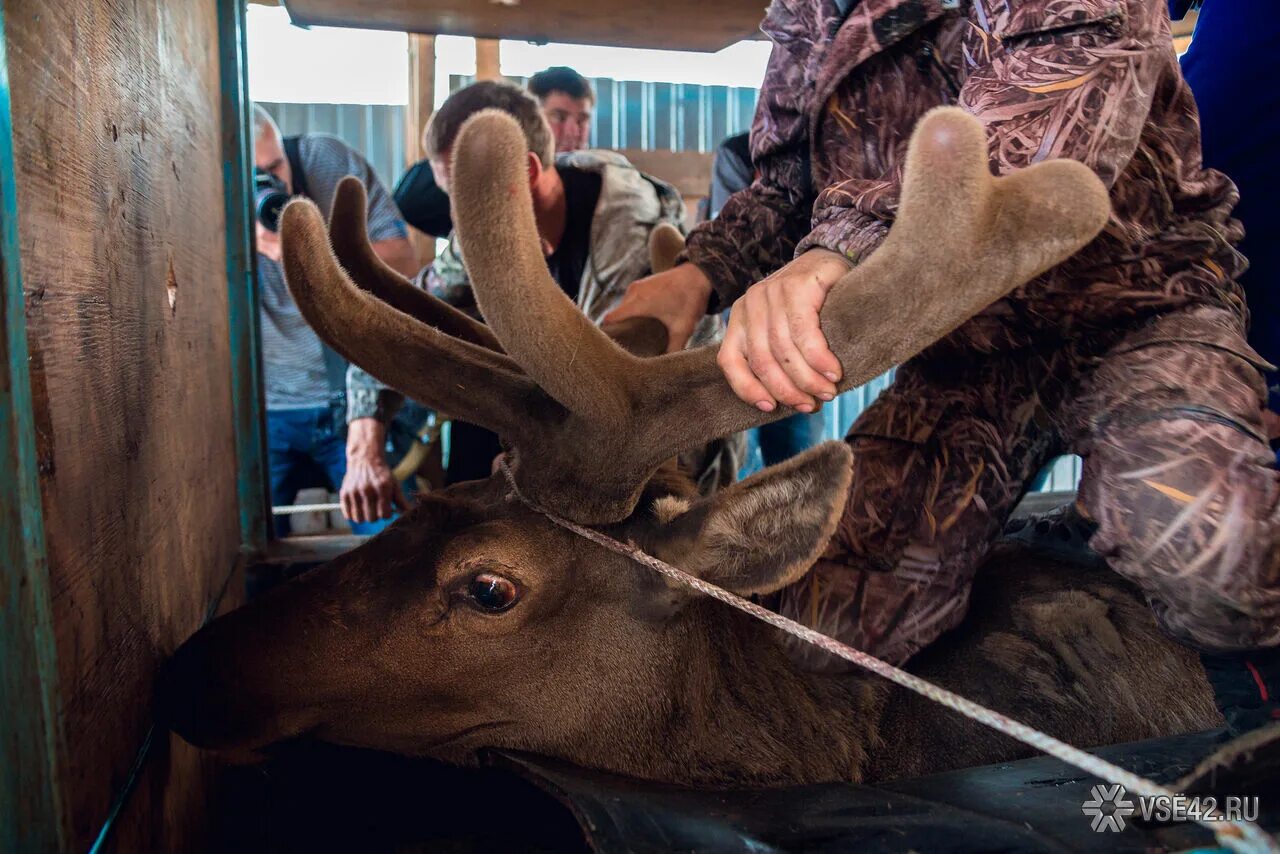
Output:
top-left (341, 416), bottom-right (407, 525)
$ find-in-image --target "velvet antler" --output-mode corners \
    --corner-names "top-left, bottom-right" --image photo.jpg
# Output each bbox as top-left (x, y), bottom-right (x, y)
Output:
top-left (326, 178), bottom-right (503, 352)
top-left (285, 106), bottom-right (1109, 524)
top-left (279, 199), bottom-right (548, 433)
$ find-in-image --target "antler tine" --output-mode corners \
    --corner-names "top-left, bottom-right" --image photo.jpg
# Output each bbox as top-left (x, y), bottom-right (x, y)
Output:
top-left (327, 177), bottom-right (504, 352)
top-left (448, 110), bottom-right (638, 427)
top-left (630, 107), bottom-right (1111, 464)
top-left (279, 198), bottom-right (546, 435)
top-left (648, 222), bottom-right (685, 274)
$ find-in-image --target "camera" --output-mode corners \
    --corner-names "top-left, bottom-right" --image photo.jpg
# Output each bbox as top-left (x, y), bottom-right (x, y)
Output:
top-left (253, 167), bottom-right (290, 232)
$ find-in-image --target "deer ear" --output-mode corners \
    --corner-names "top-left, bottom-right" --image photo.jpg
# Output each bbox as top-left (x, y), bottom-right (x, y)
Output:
top-left (659, 441), bottom-right (853, 597)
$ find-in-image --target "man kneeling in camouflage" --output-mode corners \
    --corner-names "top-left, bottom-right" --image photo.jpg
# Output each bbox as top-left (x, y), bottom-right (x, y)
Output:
top-left (608, 0), bottom-right (1280, 734)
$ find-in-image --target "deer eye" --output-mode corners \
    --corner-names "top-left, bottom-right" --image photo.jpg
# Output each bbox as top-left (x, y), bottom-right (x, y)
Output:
top-left (465, 572), bottom-right (520, 613)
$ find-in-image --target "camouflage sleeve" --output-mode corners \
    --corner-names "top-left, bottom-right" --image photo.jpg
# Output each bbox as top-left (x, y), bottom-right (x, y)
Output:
top-left (682, 38), bottom-right (816, 312)
top-left (423, 233), bottom-right (479, 316)
top-left (799, 1), bottom-right (1167, 261)
top-left (346, 362), bottom-right (403, 424)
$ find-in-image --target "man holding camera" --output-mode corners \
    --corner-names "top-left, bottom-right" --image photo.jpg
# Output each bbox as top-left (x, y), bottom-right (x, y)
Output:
top-left (252, 105), bottom-right (417, 536)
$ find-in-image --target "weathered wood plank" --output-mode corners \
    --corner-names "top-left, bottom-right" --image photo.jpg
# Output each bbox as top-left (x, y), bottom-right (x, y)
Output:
top-left (617, 148), bottom-right (712, 224)
top-left (0, 1), bottom-right (69, 849)
top-left (475, 38), bottom-right (501, 83)
top-left (7, 0), bottom-right (242, 848)
top-left (281, 0), bottom-right (769, 52)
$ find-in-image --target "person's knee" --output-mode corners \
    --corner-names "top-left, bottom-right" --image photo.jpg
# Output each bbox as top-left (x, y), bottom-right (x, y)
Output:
top-left (1148, 574), bottom-right (1280, 655)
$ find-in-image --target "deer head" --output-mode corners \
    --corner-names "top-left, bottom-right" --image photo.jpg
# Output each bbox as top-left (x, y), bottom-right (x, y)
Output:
top-left (157, 108), bottom-right (1109, 785)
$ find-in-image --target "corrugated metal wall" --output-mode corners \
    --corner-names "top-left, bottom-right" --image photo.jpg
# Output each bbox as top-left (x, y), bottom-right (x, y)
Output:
top-left (451, 75), bottom-right (760, 152)
top-left (258, 101), bottom-right (409, 188)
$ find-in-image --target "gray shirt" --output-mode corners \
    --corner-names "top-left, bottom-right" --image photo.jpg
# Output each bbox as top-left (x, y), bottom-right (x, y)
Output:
top-left (259, 134), bottom-right (407, 410)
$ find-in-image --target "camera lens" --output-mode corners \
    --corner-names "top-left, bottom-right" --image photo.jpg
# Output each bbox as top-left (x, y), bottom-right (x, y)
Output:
top-left (253, 168), bottom-right (290, 233)
top-left (255, 188), bottom-right (289, 232)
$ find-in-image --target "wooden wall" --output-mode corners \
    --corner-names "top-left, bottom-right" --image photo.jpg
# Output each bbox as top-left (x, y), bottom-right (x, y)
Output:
top-left (620, 148), bottom-right (715, 224)
top-left (6, 0), bottom-right (241, 849)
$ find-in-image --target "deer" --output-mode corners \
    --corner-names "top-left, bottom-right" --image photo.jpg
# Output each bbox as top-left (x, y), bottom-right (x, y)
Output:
top-left (157, 108), bottom-right (1220, 788)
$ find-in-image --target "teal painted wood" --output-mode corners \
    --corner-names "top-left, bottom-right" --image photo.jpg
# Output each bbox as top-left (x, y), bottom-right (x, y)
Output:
top-left (220, 0), bottom-right (270, 552)
top-left (0, 2), bottom-right (68, 851)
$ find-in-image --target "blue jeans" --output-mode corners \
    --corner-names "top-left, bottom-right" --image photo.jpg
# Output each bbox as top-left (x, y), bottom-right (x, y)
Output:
top-left (738, 411), bottom-right (827, 478)
top-left (267, 407), bottom-right (387, 537)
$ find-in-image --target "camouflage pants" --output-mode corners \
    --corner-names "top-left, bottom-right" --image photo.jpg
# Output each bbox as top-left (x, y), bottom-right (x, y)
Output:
top-left (773, 305), bottom-right (1280, 669)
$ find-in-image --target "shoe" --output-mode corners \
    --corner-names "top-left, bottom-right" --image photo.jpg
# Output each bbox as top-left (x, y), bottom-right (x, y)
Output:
top-left (1000, 501), bottom-right (1106, 568)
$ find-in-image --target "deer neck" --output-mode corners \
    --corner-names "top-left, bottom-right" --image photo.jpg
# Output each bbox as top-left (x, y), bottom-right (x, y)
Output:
top-left (623, 602), bottom-right (891, 788)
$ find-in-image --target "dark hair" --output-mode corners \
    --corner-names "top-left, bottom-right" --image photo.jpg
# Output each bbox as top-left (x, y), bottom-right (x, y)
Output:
top-left (424, 80), bottom-right (554, 167)
top-left (528, 67), bottom-right (595, 105)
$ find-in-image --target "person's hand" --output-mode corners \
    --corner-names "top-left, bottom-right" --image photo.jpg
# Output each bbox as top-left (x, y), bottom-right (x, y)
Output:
top-left (717, 248), bottom-right (853, 413)
top-left (603, 263), bottom-right (714, 353)
top-left (256, 223), bottom-right (283, 264)
top-left (341, 418), bottom-right (407, 525)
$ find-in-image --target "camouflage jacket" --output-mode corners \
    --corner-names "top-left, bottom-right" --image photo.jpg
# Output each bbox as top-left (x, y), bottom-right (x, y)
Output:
top-left (349, 149), bottom-right (722, 423)
top-left (684, 0), bottom-right (1248, 355)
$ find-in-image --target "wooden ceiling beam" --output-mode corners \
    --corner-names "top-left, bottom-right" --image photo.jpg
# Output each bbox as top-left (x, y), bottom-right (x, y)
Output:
top-left (278, 0), bottom-right (768, 52)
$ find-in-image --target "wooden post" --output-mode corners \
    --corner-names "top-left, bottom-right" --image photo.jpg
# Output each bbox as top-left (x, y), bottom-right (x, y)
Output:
top-left (475, 38), bottom-right (501, 82)
top-left (0, 1), bottom-right (69, 848)
top-left (405, 33), bottom-right (437, 266)
top-left (405, 34), bottom-right (435, 166)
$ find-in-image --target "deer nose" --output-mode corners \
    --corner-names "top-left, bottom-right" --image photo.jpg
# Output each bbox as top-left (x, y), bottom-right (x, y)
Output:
top-left (155, 632), bottom-right (227, 748)
top-left (156, 608), bottom-right (328, 752)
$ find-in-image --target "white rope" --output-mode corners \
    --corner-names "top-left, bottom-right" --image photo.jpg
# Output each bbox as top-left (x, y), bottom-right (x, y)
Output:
top-left (271, 502), bottom-right (341, 515)
top-left (499, 461), bottom-right (1275, 852)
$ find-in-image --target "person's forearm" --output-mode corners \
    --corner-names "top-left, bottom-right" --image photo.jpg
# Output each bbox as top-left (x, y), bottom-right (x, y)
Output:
top-left (683, 170), bottom-right (813, 312)
top-left (372, 237), bottom-right (421, 278)
top-left (346, 417), bottom-right (387, 460)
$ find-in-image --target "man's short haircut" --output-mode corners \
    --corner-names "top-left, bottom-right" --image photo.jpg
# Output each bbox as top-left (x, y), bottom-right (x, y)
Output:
top-left (528, 67), bottom-right (595, 105)
top-left (424, 80), bottom-right (555, 167)
top-left (252, 104), bottom-right (279, 142)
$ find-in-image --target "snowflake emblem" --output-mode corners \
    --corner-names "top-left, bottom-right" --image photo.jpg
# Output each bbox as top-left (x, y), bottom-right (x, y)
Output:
top-left (1082, 783), bottom-right (1135, 832)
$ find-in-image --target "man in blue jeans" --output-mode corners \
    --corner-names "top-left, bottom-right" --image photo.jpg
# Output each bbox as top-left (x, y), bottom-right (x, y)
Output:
top-left (253, 106), bottom-right (418, 536)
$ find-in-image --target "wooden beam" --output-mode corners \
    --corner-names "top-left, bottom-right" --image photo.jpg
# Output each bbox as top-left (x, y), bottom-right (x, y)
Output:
top-left (405, 34), bottom-right (437, 266)
top-left (405, 34), bottom-right (435, 166)
top-left (475, 38), bottom-right (501, 82)
top-left (0, 0), bottom-right (69, 847)
top-left (616, 149), bottom-right (714, 204)
top-left (279, 0), bottom-right (766, 52)
top-left (220, 0), bottom-right (270, 552)
top-left (261, 533), bottom-right (367, 565)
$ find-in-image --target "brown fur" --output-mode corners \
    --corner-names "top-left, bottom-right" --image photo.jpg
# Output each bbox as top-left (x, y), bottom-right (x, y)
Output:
top-left (154, 108), bottom-right (1212, 789)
